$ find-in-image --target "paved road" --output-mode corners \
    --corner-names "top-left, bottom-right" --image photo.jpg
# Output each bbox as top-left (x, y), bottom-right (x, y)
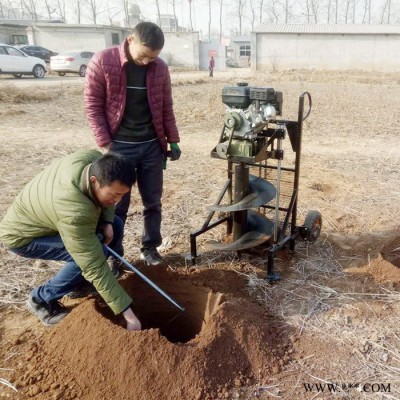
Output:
top-left (0, 68), bottom-right (253, 88)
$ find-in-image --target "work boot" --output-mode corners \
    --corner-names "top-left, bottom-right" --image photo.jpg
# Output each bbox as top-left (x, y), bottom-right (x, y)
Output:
top-left (26, 292), bottom-right (69, 326)
top-left (140, 247), bottom-right (163, 266)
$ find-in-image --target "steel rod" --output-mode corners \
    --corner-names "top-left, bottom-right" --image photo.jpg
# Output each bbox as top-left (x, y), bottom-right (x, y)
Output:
top-left (106, 245), bottom-right (185, 312)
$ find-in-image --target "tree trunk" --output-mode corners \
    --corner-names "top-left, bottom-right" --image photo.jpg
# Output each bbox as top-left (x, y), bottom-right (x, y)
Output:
top-left (74, 0), bottom-right (81, 24)
top-left (285, 0), bottom-right (289, 23)
top-left (56, 0), bottom-right (66, 22)
top-left (327, 0), bottom-right (332, 23)
top-left (335, 0), bottom-right (338, 23)
top-left (188, 0), bottom-right (193, 31)
top-left (43, 0), bottom-right (53, 19)
top-left (171, 0), bottom-right (178, 31)
top-left (208, 0), bottom-right (211, 42)
top-left (219, 0), bottom-right (223, 43)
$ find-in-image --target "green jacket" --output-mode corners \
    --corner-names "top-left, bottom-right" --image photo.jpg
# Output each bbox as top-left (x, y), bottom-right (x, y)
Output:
top-left (0, 150), bottom-right (132, 315)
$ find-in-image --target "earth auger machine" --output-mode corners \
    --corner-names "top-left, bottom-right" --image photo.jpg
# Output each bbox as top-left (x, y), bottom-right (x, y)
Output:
top-left (188, 82), bottom-right (322, 281)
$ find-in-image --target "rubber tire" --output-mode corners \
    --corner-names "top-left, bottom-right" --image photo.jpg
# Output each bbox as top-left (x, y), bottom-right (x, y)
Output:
top-left (58, 72), bottom-right (66, 76)
top-left (79, 65), bottom-right (87, 77)
top-left (303, 210), bottom-right (322, 242)
top-left (13, 73), bottom-right (23, 78)
top-left (32, 64), bottom-right (46, 78)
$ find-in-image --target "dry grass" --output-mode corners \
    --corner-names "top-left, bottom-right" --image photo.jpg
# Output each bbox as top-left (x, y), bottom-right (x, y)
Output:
top-left (0, 83), bottom-right (57, 103)
top-left (0, 246), bottom-right (60, 307)
top-left (240, 240), bottom-right (400, 399)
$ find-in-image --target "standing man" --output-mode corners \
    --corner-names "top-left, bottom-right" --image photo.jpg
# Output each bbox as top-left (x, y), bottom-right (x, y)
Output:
top-left (0, 150), bottom-right (141, 330)
top-left (209, 56), bottom-right (215, 77)
top-left (84, 22), bottom-right (181, 267)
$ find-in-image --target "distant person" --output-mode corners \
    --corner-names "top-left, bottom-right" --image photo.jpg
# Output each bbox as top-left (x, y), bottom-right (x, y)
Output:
top-left (209, 56), bottom-right (215, 77)
top-left (85, 21), bottom-right (181, 268)
top-left (0, 150), bottom-right (141, 331)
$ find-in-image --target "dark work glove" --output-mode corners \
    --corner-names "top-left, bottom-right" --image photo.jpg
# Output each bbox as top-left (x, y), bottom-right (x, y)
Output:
top-left (169, 143), bottom-right (181, 161)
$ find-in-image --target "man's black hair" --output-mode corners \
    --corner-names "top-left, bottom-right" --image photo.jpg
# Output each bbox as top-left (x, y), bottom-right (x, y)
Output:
top-left (91, 152), bottom-right (135, 188)
top-left (132, 22), bottom-right (165, 50)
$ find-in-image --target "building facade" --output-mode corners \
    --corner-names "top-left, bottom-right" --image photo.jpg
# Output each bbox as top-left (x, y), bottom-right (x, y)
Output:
top-left (252, 24), bottom-right (400, 72)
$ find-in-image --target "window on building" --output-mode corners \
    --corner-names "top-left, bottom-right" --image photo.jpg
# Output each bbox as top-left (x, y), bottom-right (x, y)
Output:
top-left (11, 35), bottom-right (28, 45)
top-left (111, 33), bottom-right (120, 45)
top-left (239, 45), bottom-right (251, 57)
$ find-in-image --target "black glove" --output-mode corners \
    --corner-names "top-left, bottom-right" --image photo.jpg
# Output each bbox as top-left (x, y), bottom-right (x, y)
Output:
top-left (169, 143), bottom-right (181, 161)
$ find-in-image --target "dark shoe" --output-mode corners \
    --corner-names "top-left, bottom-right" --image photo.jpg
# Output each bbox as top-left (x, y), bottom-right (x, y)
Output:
top-left (26, 293), bottom-right (68, 326)
top-left (108, 256), bottom-right (123, 278)
top-left (140, 247), bottom-right (163, 266)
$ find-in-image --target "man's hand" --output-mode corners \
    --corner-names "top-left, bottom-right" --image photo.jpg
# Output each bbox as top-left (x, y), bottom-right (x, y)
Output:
top-left (122, 307), bottom-right (142, 331)
top-left (169, 143), bottom-right (181, 161)
top-left (99, 223), bottom-right (114, 245)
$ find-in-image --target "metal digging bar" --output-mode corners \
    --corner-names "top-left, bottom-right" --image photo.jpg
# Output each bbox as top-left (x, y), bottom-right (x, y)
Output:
top-left (188, 83), bottom-right (319, 282)
top-left (106, 245), bottom-right (185, 312)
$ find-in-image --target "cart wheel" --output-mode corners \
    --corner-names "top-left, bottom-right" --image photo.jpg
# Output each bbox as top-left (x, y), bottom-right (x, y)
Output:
top-left (303, 210), bottom-right (322, 242)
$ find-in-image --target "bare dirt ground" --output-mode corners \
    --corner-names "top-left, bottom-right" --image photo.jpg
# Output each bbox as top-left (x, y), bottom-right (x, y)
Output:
top-left (0, 69), bottom-right (400, 400)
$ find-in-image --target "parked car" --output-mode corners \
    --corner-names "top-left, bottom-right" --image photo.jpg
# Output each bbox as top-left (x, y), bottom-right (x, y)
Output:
top-left (15, 45), bottom-right (57, 63)
top-left (50, 51), bottom-right (94, 77)
top-left (0, 44), bottom-right (47, 78)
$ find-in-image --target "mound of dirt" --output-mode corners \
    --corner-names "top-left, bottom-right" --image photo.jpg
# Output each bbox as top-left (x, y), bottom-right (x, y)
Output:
top-left (347, 254), bottom-right (400, 285)
top-left (10, 268), bottom-right (292, 400)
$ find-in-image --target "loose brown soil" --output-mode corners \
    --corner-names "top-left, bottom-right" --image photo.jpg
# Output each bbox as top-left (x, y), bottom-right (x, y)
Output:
top-left (1, 69), bottom-right (400, 400)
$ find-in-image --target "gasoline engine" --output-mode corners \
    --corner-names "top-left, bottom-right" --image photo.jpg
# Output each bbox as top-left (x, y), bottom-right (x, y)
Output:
top-left (189, 82), bottom-right (322, 281)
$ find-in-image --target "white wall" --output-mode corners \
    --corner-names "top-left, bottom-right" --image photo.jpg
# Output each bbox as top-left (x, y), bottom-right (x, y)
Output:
top-left (253, 32), bottom-right (400, 72)
top-left (161, 32), bottom-right (199, 68)
top-left (28, 25), bottom-right (129, 53)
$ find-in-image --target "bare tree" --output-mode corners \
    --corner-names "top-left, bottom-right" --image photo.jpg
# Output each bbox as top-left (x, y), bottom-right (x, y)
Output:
top-left (268, 0), bottom-right (280, 23)
top-left (380, 0), bottom-right (392, 23)
top-left (344, 0), bottom-right (351, 23)
top-left (284, 0), bottom-right (289, 23)
top-left (43, 0), bottom-right (55, 19)
top-left (55, 0), bottom-right (66, 21)
top-left (236, 0), bottom-right (247, 35)
top-left (188, 0), bottom-right (193, 31)
top-left (74, 0), bottom-right (82, 23)
top-left (22, 0), bottom-right (38, 21)
top-left (217, 0), bottom-right (223, 43)
top-left (387, 0), bottom-right (392, 23)
top-left (154, 0), bottom-right (162, 27)
top-left (248, 0), bottom-right (256, 30)
top-left (6, 0), bottom-right (18, 18)
top-left (327, 0), bottom-right (333, 23)
top-left (85, 0), bottom-right (104, 24)
top-left (207, 0), bottom-right (211, 41)
top-left (105, 0), bottom-right (122, 25)
top-left (259, 0), bottom-right (264, 23)
top-left (170, 0), bottom-right (178, 31)
top-left (364, 0), bottom-right (372, 23)
top-left (309, 0), bottom-right (321, 23)
top-left (304, 0), bottom-right (311, 22)
top-left (335, 0), bottom-right (338, 23)
top-left (123, 0), bottom-right (129, 27)
top-left (0, 1), bottom-right (4, 18)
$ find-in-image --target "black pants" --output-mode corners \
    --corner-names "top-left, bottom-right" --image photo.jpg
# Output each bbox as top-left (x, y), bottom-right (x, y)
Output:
top-left (110, 140), bottom-right (163, 250)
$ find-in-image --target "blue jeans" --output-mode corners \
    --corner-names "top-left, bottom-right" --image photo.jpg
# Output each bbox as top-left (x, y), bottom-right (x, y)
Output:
top-left (110, 140), bottom-right (163, 250)
top-left (10, 216), bottom-right (124, 304)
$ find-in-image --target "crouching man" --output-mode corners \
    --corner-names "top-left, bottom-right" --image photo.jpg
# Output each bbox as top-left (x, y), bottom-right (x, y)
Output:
top-left (0, 150), bottom-right (141, 331)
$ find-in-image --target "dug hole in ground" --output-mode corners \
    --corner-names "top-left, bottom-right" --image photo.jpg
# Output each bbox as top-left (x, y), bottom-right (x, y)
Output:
top-left (0, 69), bottom-right (400, 400)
